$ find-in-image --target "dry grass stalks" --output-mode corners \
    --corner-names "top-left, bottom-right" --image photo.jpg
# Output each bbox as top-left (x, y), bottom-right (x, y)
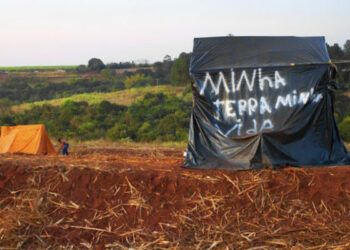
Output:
top-left (0, 189), bottom-right (50, 248)
top-left (1, 150), bottom-right (350, 248)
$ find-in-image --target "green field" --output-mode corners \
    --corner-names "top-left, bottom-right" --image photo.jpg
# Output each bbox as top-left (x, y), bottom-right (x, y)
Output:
top-left (13, 85), bottom-right (188, 112)
top-left (0, 65), bottom-right (77, 71)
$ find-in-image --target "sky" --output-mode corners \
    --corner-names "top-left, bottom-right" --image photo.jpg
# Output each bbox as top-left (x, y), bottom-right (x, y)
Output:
top-left (1, 0), bottom-right (349, 66)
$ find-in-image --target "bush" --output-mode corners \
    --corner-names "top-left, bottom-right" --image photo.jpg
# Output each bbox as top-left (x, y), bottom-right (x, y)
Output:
top-left (136, 122), bottom-right (155, 141)
top-left (0, 93), bottom-right (191, 142)
top-left (88, 58), bottom-right (105, 72)
top-left (124, 74), bottom-right (152, 89)
top-left (100, 69), bottom-right (116, 79)
top-left (170, 53), bottom-right (191, 86)
top-left (78, 121), bottom-right (99, 140)
top-left (0, 77), bottom-right (126, 103)
top-left (76, 65), bottom-right (88, 73)
top-left (106, 123), bottom-right (129, 140)
top-left (157, 113), bottom-right (188, 141)
top-left (339, 116), bottom-right (350, 141)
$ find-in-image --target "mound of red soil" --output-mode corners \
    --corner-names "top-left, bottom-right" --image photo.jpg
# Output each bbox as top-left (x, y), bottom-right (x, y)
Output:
top-left (0, 147), bottom-right (350, 248)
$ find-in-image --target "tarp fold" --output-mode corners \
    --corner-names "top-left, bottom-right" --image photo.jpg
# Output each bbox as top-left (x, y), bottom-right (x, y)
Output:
top-left (184, 36), bottom-right (350, 170)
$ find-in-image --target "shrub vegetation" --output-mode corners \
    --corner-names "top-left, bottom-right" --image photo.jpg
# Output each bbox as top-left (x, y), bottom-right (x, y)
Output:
top-left (0, 93), bottom-right (191, 142)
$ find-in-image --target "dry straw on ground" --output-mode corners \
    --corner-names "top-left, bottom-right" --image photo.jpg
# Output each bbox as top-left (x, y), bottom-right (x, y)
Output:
top-left (1, 147), bottom-right (350, 249)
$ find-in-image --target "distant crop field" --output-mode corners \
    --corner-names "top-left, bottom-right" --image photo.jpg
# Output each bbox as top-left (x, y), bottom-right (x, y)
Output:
top-left (13, 85), bottom-right (188, 112)
top-left (0, 65), bottom-right (77, 71)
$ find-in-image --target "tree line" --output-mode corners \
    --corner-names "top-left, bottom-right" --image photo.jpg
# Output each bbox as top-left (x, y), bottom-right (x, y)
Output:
top-left (0, 78), bottom-right (125, 103)
top-left (0, 53), bottom-right (191, 104)
top-left (0, 92), bottom-right (191, 142)
top-left (327, 41), bottom-right (350, 140)
top-left (1, 42), bottom-right (350, 142)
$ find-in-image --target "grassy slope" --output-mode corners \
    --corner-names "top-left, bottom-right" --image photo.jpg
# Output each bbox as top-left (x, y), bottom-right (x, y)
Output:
top-left (13, 85), bottom-right (187, 112)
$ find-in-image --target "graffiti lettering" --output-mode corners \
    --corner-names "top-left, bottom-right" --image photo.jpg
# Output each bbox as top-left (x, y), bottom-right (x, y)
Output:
top-left (200, 68), bottom-right (287, 95)
top-left (200, 69), bottom-right (322, 137)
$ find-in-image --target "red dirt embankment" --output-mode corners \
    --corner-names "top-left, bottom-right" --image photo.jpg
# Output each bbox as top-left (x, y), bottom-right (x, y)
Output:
top-left (1, 147), bottom-right (350, 249)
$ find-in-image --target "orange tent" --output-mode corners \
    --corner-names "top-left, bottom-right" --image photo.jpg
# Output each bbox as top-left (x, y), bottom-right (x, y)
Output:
top-left (0, 124), bottom-right (56, 155)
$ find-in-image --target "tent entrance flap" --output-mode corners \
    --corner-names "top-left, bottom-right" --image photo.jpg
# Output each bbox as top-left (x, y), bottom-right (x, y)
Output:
top-left (184, 36), bottom-right (350, 170)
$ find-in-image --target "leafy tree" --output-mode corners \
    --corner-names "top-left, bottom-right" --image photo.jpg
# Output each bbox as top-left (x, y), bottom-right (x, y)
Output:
top-left (0, 115), bottom-right (14, 126)
top-left (0, 77), bottom-right (127, 103)
top-left (0, 98), bottom-right (12, 115)
top-left (106, 123), bottom-right (129, 140)
top-left (78, 121), bottom-right (99, 140)
top-left (136, 122), bottom-right (153, 141)
top-left (76, 65), bottom-right (88, 73)
top-left (153, 58), bottom-right (174, 85)
top-left (100, 69), bottom-right (116, 79)
top-left (339, 116), bottom-right (350, 141)
top-left (344, 40), bottom-right (350, 59)
top-left (0, 93), bottom-right (191, 142)
top-left (156, 113), bottom-right (188, 141)
top-left (163, 55), bottom-right (172, 62)
top-left (327, 43), bottom-right (344, 60)
top-left (88, 58), bottom-right (106, 72)
top-left (170, 52), bottom-right (191, 86)
top-left (106, 62), bottom-right (136, 69)
top-left (124, 74), bottom-right (152, 89)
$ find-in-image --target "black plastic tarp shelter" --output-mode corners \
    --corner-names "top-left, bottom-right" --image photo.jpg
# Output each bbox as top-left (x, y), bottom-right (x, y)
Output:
top-left (184, 36), bottom-right (350, 170)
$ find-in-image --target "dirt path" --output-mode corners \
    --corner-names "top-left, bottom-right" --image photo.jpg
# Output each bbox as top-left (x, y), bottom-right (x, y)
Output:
top-left (1, 147), bottom-right (350, 248)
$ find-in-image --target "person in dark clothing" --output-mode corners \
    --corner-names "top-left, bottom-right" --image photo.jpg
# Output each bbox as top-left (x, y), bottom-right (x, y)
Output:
top-left (57, 138), bottom-right (69, 155)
